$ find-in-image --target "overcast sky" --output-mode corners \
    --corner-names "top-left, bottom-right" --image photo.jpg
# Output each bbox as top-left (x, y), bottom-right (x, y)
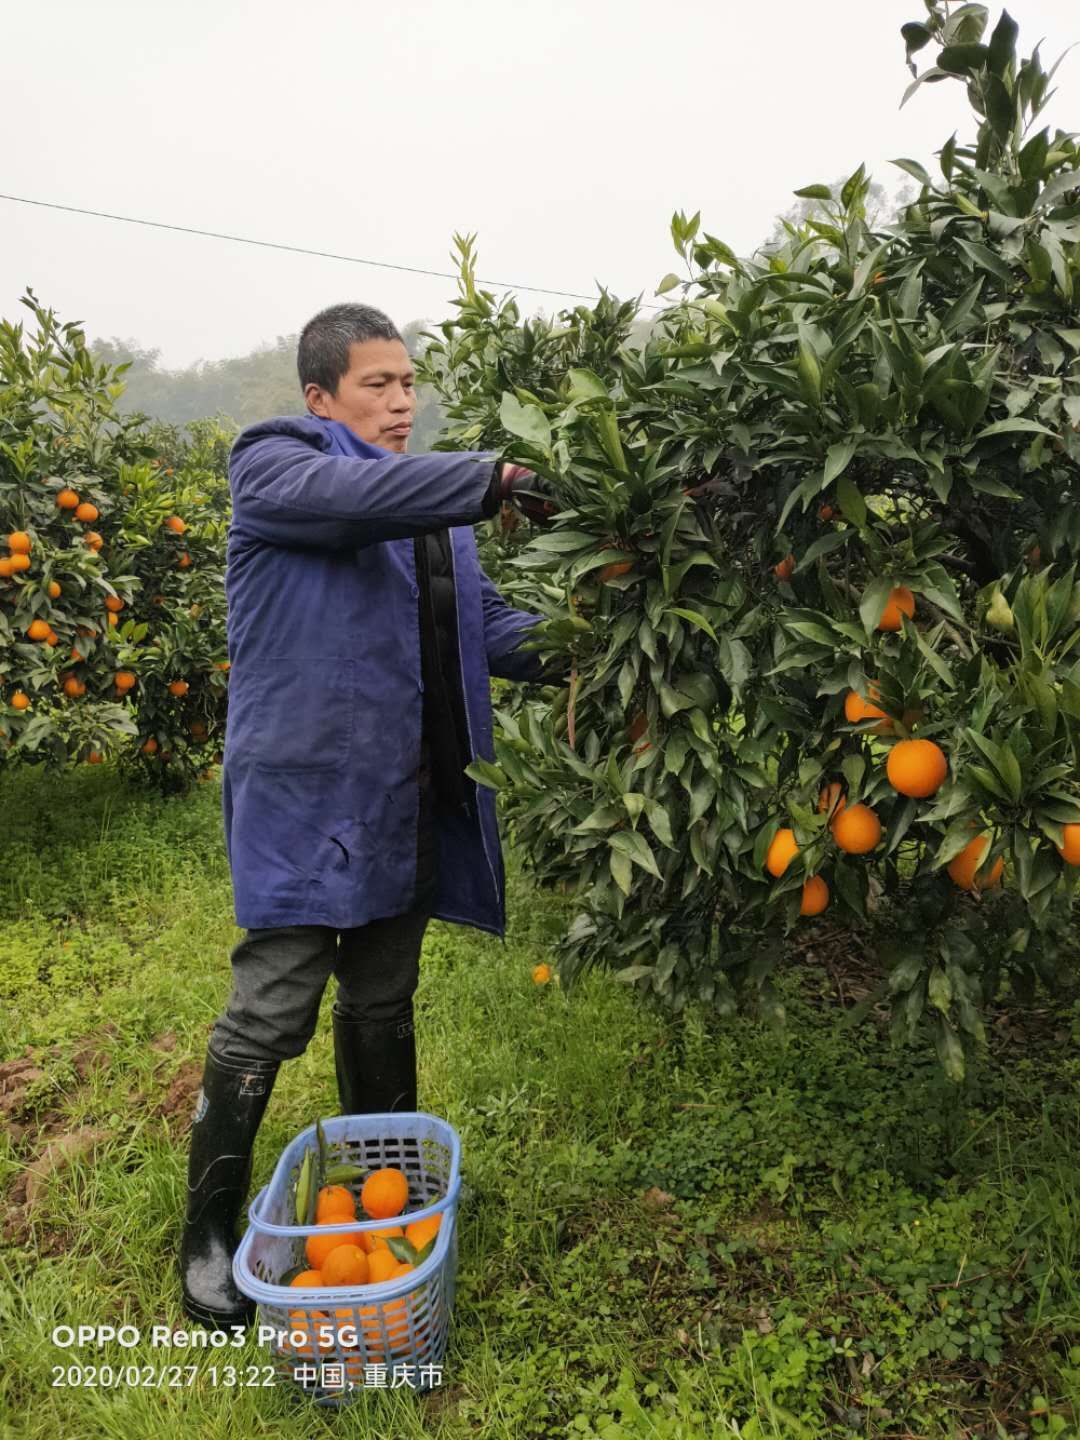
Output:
top-left (2, 1), bottom-right (1075, 370)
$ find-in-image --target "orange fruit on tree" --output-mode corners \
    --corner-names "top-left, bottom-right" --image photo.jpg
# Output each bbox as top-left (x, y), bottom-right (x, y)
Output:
top-left (141, 736), bottom-right (158, 754)
top-left (773, 553), bottom-right (796, 581)
top-left (361, 1167), bottom-right (409, 1221)
top-left (11, 691), bottom-right (30, 711)
top-left (404, 1212), bottom-right (442, 1253)
top-left (800, 875), bottom-right (829, 916)
top-left (114, 671), bottom-right (137, 693)
top-left (818, 504), bottom-right (835, 522)
top-left (599, 561), bottom-right (634, 583)
top-left (27, 619), bottom-right (50, 642)
top-left (886, 738), bottom-right (947, 798)
top-left (86, 751), bottom-right (103, 765)
top-left (877, 586), bottom-right (916, 632)
top-left (47, 581), bottom-right (61, 598)
top-left (104, 595), bottom-right (124, 613)
top-left (63, 677), bottom-right (85, 698)
top-left (305, 1221), bottom-right (366, 1270)
top-left (44, 631), bottom-right (58, 647)
top-left (364, 1247), bottom-right (401, 1284)
top-left (818, 782), bottom-right (847, 819)
top-left (947, 834), bottom-right (1004, 892)
top-left (7, 532), bottom-right (31, 554)
top-left (321, 1244), bottom-right (370, 1287)
top-left (74, 502), bottom-right (98, 522)
top-left (765, 827), bottom-right (798, 878)
top-left (831, 803), bottom-right (882, 855)
top-left (165, 515), bottom-right (187, 534)
top-left (216, 659), bottom-right (231, 671)
top-left (107, 612), bottom-right (119, 628)
top-left (290, 1269), bottom-right (325, 1288)
top-left (56, 488), bottom-right (79, 510)
top-left (357, 1224), bottom-right (404, 1255)
top-left (84, 531), bottom-right (103, 551)
top-left (1058, 823), bottom-right (1080, 866)
top-left (178, 552), bottom-right (192, 568)
top-left (315, 1185), bottom-right (357, 1222)
top-left (168, 679), bottom-right (190, 697)
top-left (843, 683), bottom-right (891, 732)
top-left (8, 553), bottom-right (30, 573)
top-left (0, 559), bottom-right (13, 579)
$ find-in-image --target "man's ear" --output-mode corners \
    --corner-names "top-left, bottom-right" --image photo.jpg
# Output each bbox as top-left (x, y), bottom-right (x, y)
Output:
top-left (304, 382), bottom-right (331, 418)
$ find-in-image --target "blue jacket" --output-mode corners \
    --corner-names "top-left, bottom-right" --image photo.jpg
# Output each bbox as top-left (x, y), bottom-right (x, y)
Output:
top-left (221, 415), bottom-right (544, 937)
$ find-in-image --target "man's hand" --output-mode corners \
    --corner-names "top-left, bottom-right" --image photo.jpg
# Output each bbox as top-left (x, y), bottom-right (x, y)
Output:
top-left (500, 463), bottom-right (559, 525)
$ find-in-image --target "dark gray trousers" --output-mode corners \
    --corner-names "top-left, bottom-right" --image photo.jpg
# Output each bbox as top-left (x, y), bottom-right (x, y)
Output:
top-left (210, 737), bottom-right (438, 1065)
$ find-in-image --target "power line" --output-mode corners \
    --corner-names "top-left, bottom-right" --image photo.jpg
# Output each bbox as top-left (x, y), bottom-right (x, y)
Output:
top-left (0, 191), bottom-right (662, 310)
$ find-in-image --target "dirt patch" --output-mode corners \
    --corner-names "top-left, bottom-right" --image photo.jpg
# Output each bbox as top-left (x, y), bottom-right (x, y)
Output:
top-left (421, 1382), bottom-right (466, 1417)
top-left (0, 1050), bottom-right (46, 1124)
top-left (151, 1030), bottom-right (177, 1054)
top-left (641, 1186), bottom-right (675, 1214)
top-left (70, 1022), bottom-right (119, 1081)
top-left (13, 1126), bottom-right (111, 1209)
top-left (154, 1060), bottom-right (203, 1127)
top-left (4, 1124), bottom-right (110, 1248)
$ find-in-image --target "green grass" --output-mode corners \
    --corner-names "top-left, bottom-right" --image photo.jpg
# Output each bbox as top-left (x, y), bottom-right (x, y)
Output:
top-left (1, 764), bottom-right (1078, 1439)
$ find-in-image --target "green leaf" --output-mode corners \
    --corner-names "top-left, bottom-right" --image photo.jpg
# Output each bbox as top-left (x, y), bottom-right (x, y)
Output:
top-left (565, 368), bottom-right (610, 402)
top-left (609, 829), bottom-right (662, 880)
top-left (609, 848), bottom-right (633, 896)
top-left (891, 156), bottom-right (933, 187)
top-left (901, 22), bottom-right (932, 61)
top-left (465, 759), bottom-right (508, 790)
top-left (933, 1015), bottom-right (966, 1083)
top-left (797, 339), bottom-right (823, 407)
top-left (928, 965), bottom-right (953, 1013)
top-left (500, 391), bottom-right (551, 450)
top-left (824, 440), bottom-right (858, 486)
top-left (668, 607), bottom-right (717, 641)
top-left (938, 42), bottom-right (990, 74)
top-left (655, 273), bottom-right (682, 296)
top-left (645, 799), bottom-right (675, 848)
top-left (859, 576), bottom-right (894, 633)
top-left (836, 474), bottom-right (867, 528)
top-left (974, 417), bottom-right (1057, 440)
top-left (793, 184), bottom-right (833, 201)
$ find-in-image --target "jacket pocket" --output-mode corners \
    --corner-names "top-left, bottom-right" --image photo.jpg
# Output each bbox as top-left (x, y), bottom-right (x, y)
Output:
top-left (243, 657), bottom-right (357, 772)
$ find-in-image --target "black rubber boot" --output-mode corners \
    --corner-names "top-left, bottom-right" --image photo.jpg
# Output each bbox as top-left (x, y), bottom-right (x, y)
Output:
top-left (333, 1007), bottom-right (417, 1115)
top-left (180, 1045), bottom-right (279, 1329)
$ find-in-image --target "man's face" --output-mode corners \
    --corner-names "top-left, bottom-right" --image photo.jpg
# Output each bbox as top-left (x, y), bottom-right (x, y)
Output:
top-left (304, 338), bottom-right (417, 452)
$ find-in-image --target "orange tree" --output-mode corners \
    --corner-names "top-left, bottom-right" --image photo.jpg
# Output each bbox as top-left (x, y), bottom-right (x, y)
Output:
top-left (420, 6), bottom-right (1080, 1077)
top-left (0, 293), bottom-right (230, 791)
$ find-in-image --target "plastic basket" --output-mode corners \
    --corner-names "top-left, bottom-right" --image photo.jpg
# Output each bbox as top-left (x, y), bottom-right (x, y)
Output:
top-left (233, 1112), bottom-right (460, 1405)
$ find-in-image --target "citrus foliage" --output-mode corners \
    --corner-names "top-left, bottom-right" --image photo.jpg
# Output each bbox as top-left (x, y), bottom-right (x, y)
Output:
top-left (421, 7), bottom-right (1080, 1076)
top-left (0, 293), bottom-right (230, 790)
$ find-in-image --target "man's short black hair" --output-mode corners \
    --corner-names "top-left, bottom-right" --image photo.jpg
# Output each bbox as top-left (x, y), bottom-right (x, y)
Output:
top-left (297, 303), bottom-right (402, 394)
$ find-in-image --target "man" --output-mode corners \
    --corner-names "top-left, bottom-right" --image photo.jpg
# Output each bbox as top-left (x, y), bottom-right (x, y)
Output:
top-left (180, 302), bottom-right (558, 1328)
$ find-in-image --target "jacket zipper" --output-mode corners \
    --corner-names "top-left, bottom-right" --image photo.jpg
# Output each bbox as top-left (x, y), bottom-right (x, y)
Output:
top-left (447, 532), bottom-right (502, 915)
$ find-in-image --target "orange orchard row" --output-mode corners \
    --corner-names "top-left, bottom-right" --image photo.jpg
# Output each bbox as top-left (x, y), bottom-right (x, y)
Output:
top-left (2, 530), bottom-right (222, 752)
top-left (767, 729), bottom-right (1080, 916)
top-left (0, 515), bottom-right (191, 581)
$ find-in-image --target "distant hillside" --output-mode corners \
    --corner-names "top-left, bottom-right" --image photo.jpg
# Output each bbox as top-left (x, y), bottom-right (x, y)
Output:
top-left (90, 320), bottom-right (445, 449)
top-left (91, 310), bottom-right (660, 451)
